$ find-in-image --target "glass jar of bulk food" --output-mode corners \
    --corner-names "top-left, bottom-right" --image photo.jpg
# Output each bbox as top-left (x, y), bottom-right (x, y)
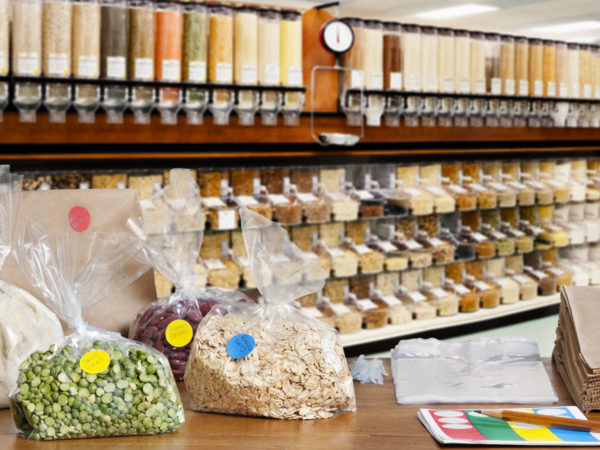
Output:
top-left (470, 31), bottom-right (486, 94)
top-left (421, 282), bottom-right (459, 317)
top-left (529, 38), bottom-right (544, 96)
top-left (484, 32), bottom-right (501, 94)
top-left (542, 40), bottom-right (556, 96)
top-left (208, 3), bottom-right (234, 124)
top-left (345, 294), bottom-right (388, 329)
top-left (372, 292), bottom-right (412, 325)
top-left (182, 1), bottom-right (208, 124)
top-left (443, 279), bottom-right (480, 313)
top-left (438, 28), bottom-right (455, 93)
top-left (420, 26), bottom-right (438, 92)
top-left (392, 232), bottom-right (432, 269)
top-left (514, 36), bottom-right (529, 96)
top-left (459, 226), bottom-right (496, 259)
top-left (454, 29), bottom-right (470, 93)
top-left (401, 24), bottom-right (421, 91)
top-left (396, 286), bottom-right (436, 321)
top-left (383, 22), bottom-right (402, 90)
top-left (465, 275), bottom-right (500, 308)
top-left (367, 237), bottom-right (408, 271)
top-left (524, 266), bottom-right (557, 296)
top-left (568, 43), bottom-right (580, 98)
top-left (415, 230), bottom-right (455, 265)
top-left (500, 35), bottom-right (515, 95)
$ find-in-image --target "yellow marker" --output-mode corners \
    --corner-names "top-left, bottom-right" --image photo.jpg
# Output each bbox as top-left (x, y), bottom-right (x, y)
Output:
top-left (80, 350), bottom-right (110, 375)
top-left (165, 319), bottom-right (193, 347)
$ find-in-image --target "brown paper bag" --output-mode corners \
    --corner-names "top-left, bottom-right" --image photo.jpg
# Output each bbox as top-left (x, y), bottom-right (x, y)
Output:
top-left (0, 189), bottom-right (156, 335)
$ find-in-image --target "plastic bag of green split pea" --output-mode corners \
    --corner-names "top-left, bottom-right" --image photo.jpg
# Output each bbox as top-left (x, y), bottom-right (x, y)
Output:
top-left (10, 223), bottom-right (185, 440)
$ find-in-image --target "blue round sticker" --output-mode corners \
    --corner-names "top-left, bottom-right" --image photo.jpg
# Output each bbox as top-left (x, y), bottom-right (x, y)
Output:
top-left (227, 334), bottom-right (255, 359)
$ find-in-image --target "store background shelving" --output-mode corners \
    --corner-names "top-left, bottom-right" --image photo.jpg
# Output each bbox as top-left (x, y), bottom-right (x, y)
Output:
top-left (0, 5), bottom-right (599, 356)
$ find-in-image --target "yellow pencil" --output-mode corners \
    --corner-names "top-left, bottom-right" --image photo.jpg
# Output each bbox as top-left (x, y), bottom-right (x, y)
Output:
top-left (481, 409), bottom-right (600, 433)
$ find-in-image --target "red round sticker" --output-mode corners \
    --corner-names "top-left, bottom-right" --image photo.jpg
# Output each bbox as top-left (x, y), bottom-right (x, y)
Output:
top-left (69, 206), bottom-right (90, 232)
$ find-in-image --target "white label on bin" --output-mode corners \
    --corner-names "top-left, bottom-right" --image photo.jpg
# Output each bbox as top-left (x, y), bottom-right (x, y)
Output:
top-left (161, 59), bottom-right (180, 81)
top-left (353, 244), bottom-right (370, 255)
top-left (408, 291), bottom-right (426, 302)
top-left (443, 77), bottom-right (454, 93)
top-left (382, 295), bottom-right (401, 306)
top-left (330, 303), bottom-right (351, 315)
top-left (431, 288), bottom-right (447, 298)
top-left (236, 195), bottom-right (258, 206)
top-left (286, 66), bottom-right (302, 86)
top-left (264, 64), bottom-right (280, 85)
top-left (429, 238), bottom-right (444, 247)
top-left (426, 186), bottom-right (445, 196)
top-left (504, 78), bottom-right (515, 95)
top-left (491, 78), bottom-right (501, 95)
top-left (204, 258), bottom-right (226, 270)
top-left (533, 80), bottom-right (543, 96)
top-left (216, 62), bottom-right (232, 83)
top-left (18, 53), bottom-right (40, 75)
top-left (471, 232), bottom-right (487, 243)
top-left (355, 190), bottom-right (374, 200)
top-left (571, 83), bottom-right (580, 98)
top-left (447, 185), bottom-right (467, 194)
top-left (356, 299), bottom-right (378, 311)
top-left (548, 268), bottom-right (563, 276)
top-left (78, 55), bottom-right (98, 78)
top-left (327, 248), bottom-right (344, 258)
top-left (427, 75), bottom-right (438, 92)
top-left (474, 281), bottom-right (490, 291)
top-left (268, 194), bottom-right (289, 205)
top-left (459, 79), bottom-right (470, 94)
top-left (595, 85), bottom-right (600, 99)
top-left (495, 278), bottom-right (510, 287)
top-left (404, 240), bottom-right (422, 250)
top-left (583, 84), bottom-right (592, 99)
top-left (134, 58), bottom-right (153, 80)
top-left (475, 81), bottom-right (485, 94)
top-left (106, 56), bottom-right (126, 79)
top-left (0, 51), bottom-right (5, 74)
top-left (468, 183), bottom-right (486, 192)
top-left (558, 83), bottom-right (568, 97)
top-left (454, 285), bottom-right (470, 295)
top-left (409, 73), bottom-right (422, 91)
top-left (390, 72), bottom-right (402, 90)
top-left (350, 70), bottom-right (363, 88)
top-left (188, 61), bottom-right (207, 82)
top-left (48, 53), bottom-right (69, 76)
top-left (518, 80), bottom-right (529, 96)
top-left (487, 181), bottom-right (506, 192)
top-left (218, 209), bottom-right (236, 230)
top-left (370, 74), bottom-right (383, 90)
top-left (546, 82), bottom-right (556, 97)
top-left (403, 188), bottom-right (421, 196)
top-left (203, 197), bottom-right (225, 208)
top-left (379, 241), bottom-right (397, 252)
top-left (241, 64), bottom-right (257, 84)
top-left (302, 307), bottom-right (323, 319)
top-left (296, 192), bottom-right (318, 202)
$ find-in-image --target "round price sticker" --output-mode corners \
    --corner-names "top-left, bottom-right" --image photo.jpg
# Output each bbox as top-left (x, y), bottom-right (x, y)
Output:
top-left (165, 319), bottom-right (194, 348)
top-left (69, 206), bottom-right (91, 232)
top-left (80, 350), bottom-right (110, 374)
top-left (227, 334), bottom-right (255, 359)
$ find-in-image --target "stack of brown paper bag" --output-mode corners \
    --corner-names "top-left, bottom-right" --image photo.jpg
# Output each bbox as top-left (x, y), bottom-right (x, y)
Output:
top-left (553, 286), bottom-right (600, 412)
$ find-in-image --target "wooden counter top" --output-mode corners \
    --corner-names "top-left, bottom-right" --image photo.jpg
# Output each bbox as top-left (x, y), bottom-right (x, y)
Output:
top-left (0, 359), bottom-right (592, 449)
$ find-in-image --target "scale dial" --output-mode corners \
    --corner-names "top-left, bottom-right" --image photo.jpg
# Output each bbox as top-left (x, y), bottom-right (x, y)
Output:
top-left (320, 19), bottom-right (355, 54)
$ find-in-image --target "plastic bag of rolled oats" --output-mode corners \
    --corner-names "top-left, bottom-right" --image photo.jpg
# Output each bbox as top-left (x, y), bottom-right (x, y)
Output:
top-left (184, 206), bottom-right (356, 419)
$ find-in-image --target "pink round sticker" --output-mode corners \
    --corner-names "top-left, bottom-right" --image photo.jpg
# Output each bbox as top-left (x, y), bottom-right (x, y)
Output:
top-left (69, 206), bottom-right (90, 232)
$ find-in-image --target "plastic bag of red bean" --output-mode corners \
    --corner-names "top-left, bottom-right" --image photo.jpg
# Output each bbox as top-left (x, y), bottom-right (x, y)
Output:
top-left (129, 288), bottom-right (251, 380)
top-left (127, 169), bottom-right (254, 380)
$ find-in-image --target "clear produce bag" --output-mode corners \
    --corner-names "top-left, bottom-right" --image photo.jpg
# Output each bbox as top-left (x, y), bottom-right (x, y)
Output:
top-left (184, 206), bottom-right (356, 419)
top-left (128, 169), bottom-right (250, 380)
top-left (0, 167), bottom-right (64, 409)
top-left (10, 223), bottom-right (185, 440)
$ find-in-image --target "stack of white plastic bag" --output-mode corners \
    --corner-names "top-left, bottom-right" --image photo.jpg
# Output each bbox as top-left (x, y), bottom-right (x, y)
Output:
top-left (128, 169), bottom-right (250, 380)
top-left (10, 222), bottom-right (185, 440)
top-left (184, 206), bottom-right (356, 419)
top-left (0, 166), bottom-right (63, 409)
top-left (391, 337), bottom-right (558, 404)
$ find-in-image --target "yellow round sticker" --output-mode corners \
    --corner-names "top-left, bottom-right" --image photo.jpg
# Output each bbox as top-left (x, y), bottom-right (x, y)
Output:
top-left (79, 350), bottom-right (110, 374)
top-left (165, 319), bottom-right (194, 348)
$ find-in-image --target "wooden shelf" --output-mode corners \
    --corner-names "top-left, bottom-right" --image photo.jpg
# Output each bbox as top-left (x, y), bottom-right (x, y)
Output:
top-left (340, 294), bottom-right (560, 348)
top-left (1, 111), bottom-right (600, 151)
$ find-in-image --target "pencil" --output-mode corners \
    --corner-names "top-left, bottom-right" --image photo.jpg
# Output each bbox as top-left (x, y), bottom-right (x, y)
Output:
top-left (480, 409), bottom-right (600, 433)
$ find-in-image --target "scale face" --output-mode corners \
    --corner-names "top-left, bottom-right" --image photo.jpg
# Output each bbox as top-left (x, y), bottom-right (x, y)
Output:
top-left (320, 19), bottom-right (354, 54)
